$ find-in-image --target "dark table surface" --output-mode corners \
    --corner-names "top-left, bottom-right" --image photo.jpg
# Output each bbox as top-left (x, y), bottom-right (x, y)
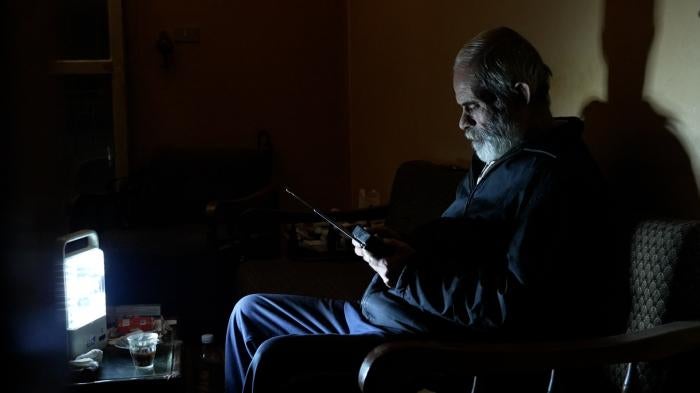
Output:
top-left (70, 339), bottom-right (181, 386)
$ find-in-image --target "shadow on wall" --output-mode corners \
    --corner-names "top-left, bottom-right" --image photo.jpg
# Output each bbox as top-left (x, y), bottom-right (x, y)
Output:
top-left (582, 0), bottom-right (700, 223)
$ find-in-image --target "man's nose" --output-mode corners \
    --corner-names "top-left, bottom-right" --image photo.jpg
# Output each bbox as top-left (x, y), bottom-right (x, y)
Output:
top-left (459, 111), bottom-right (475, 130)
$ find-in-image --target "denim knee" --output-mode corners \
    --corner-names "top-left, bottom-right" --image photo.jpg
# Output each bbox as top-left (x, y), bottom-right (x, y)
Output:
top-left (229, 294), bottom-right (266, 337)
top-left (232, 294), bottom-right (262, 319)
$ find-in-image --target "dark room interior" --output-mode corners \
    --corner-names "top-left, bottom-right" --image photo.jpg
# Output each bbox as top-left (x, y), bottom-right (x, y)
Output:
top-left (3, 1), bottom-right (700, 393)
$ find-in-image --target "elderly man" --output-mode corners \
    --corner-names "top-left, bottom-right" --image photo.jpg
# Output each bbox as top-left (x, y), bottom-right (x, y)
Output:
top-left (225, 27), bottom-right (622, 393)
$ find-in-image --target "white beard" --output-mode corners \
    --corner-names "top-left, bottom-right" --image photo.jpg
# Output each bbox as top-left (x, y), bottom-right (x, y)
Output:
top-left (471, 134), bottom-right (522, 162)
top-left (467, 114), bottom-right (523, 162)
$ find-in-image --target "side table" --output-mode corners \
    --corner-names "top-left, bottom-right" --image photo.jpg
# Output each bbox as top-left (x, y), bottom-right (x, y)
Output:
top-left (68, 338), bottom-right (183, 393)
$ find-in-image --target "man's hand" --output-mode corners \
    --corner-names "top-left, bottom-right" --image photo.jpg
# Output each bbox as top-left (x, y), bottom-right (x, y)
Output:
top-left (353, 237), bottom-right (415, 288)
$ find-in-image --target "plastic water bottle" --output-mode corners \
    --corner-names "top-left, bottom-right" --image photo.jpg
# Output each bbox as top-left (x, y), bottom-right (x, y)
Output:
top-left (196, 333), bottom-right (223, 393)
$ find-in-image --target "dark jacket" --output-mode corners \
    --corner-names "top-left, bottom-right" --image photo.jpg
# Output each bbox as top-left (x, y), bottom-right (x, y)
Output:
top-left (361, 117), bottom-right (626, 339)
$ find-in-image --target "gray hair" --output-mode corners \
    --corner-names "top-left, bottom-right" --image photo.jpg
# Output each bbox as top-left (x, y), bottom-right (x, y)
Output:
top-left (454, 27), bottom-right (552, 113)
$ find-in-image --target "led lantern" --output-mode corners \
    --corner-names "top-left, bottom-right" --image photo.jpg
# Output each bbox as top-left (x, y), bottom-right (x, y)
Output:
top-left (59, 230), bottom-right (107, 358)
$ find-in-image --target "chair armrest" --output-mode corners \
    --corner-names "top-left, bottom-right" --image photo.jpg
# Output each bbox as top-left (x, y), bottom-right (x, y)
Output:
top-left (359, 320), bottom-right (700, 393)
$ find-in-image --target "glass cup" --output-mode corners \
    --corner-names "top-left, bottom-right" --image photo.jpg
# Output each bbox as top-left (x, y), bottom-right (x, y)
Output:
top-left (126, 332), bottom-right (159, 369)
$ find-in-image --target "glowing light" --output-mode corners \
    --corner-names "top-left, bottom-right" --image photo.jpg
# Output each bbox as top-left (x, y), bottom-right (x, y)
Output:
top-left (64, 248), bottom-right (106, 330)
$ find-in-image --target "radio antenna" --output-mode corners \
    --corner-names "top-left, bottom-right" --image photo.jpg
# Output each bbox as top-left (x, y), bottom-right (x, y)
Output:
top-left (283, 187), bottom-right (356, 241)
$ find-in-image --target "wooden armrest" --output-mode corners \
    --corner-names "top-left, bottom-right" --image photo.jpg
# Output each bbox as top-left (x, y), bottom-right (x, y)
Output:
top-left (359, 320), bottom-right (700, 393)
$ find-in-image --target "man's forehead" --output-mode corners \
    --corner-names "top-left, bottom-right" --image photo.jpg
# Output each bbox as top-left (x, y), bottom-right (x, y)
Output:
top-left (453, 62), bottom-right (477, 83)
top-left (453, 70), bottom-right (478, 99)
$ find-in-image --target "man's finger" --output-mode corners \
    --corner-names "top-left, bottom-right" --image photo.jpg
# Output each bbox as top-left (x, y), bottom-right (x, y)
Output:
top-left (354, 246), bottom-right (364, 257)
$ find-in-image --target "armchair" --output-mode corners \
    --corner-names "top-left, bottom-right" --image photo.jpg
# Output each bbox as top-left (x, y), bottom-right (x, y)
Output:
top-left (359, 220), bottom-right (700, 393)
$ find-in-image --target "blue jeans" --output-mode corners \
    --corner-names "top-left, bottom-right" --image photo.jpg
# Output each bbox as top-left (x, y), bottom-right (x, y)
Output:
top-left (225, 293), bottom-right (392, 393)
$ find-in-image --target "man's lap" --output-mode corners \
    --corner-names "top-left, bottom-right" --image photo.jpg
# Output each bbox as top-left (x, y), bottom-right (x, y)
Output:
top-left (231, 293), bottom-right (389, 339)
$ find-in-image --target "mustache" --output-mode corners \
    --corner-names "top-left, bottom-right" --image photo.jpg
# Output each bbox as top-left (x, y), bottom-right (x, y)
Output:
top-left (466, 124), bottom-right (512, 142)
top-left (465, 127), bottom-right (488, 141)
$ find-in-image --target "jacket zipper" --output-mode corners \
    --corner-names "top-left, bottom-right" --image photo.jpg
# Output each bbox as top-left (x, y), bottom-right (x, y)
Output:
top-left (463, 148), bottom-right (522, 212)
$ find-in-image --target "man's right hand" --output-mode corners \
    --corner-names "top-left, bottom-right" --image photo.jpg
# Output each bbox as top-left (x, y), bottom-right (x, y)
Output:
top-left (353, 237), bottom-right (415, 288)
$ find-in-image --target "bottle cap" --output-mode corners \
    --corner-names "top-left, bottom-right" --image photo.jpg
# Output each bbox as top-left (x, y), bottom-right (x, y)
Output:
top-left (201, 333), bottom-right (214, 344)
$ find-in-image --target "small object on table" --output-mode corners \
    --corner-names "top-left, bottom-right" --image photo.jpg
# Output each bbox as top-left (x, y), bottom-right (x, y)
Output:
top-left (126, 332), bottom-right (159, 369)
top-left (69, 348), bottom-right (104, 371)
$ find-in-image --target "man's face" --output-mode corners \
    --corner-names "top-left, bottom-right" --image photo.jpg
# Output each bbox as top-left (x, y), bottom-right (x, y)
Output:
top-left (453, 67), bottom-right (522, 162)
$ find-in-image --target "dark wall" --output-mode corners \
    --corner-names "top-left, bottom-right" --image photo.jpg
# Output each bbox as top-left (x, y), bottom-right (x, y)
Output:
top-left (124, 1), bottom-right (351, 209)
top-left (582, 0), bottom-right (700, 223)
top-left (3, 1), bottom-right (70, 392)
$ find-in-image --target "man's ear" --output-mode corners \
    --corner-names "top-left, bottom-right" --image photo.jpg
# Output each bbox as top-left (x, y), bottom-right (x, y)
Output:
top-left (515, 82), bottom-right (531, 105)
